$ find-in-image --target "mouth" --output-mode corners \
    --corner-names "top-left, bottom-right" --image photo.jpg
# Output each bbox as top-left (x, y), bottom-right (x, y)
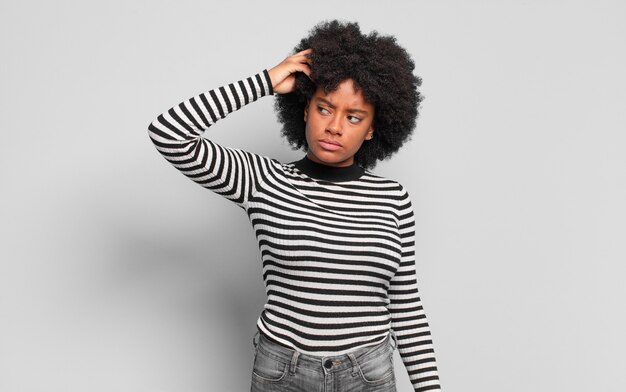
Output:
top-left (319, 139), bottom-right (342, 151)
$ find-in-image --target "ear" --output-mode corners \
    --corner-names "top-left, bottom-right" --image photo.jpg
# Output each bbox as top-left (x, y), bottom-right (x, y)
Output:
top-left (365, 126), bottom-right (374, 140)
top-left (304, 101), bottom-right (309, 122)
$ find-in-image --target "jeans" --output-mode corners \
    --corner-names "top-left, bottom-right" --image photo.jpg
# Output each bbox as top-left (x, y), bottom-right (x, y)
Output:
top-left (250, 329), bottom-right (398, 392)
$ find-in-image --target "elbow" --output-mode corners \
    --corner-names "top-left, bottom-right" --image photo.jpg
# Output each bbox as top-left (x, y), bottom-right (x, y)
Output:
top-left (147, 118), bottom-right (161, 145)
top-left (147, 121), bottom-right (155, 144)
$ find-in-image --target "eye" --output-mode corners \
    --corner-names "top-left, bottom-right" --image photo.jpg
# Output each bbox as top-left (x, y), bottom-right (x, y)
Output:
top-left (317, 105), bottom-right (330, 115)
top-left (347, 115), bottom-right (361, 124)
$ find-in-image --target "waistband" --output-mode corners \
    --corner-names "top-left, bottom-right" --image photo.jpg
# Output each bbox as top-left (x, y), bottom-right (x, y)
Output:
top-left (252, 329), bottom-right (398, 375)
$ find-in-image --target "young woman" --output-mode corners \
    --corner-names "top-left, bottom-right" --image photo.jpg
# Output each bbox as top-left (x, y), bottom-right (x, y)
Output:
top-left (148, 20), bottom-right (441, 392)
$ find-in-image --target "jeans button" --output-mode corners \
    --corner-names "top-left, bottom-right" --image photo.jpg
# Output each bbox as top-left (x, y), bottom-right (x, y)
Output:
top-left (324, 359), bottom-right (333, 369)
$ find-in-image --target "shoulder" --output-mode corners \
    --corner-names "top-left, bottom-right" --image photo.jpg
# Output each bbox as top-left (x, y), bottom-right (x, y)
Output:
top-left (361, 170), bottom-right (412, 202)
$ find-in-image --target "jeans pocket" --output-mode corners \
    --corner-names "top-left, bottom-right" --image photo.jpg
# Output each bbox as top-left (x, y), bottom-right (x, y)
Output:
top-left (251, 350), bottom-right (289, 383)
top-left (357, 351), bottom-right (395, 385)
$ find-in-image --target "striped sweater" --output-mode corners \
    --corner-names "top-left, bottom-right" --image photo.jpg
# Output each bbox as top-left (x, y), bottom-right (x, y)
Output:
top-left (147, 69), bottom-right (441, 391)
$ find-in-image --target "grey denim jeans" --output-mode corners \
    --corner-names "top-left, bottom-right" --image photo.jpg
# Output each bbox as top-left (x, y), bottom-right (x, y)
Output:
top-left (250, 330), bottom-right (398, 392)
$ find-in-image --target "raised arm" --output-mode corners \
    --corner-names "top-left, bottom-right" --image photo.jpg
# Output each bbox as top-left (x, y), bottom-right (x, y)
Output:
top-left (147, 70), bottom-right (275, 209)
top-left (147, 49), bottom-right (312, 209)
top-left (389, 186), bottom-right (442, 392)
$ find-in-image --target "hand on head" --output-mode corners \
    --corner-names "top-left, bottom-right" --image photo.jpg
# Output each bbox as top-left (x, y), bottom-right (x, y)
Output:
top-left (268, 48), bottom-right (313, 95)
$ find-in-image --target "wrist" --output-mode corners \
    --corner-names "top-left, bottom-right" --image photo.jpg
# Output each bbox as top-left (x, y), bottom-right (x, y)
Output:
top-left (262, 69), bottom-right (274, 95)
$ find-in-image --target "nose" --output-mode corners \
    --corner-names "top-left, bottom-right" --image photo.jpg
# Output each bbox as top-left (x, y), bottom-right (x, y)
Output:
top-left (326, 115), bottom-right (342, 135)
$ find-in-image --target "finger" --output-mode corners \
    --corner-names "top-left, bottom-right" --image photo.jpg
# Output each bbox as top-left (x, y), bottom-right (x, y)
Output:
top-left (289, 63), bottom-right (310, 76)
top-left (298, 53), bottom-right (312, 62)
top-left (287, 56), bottom-right (311, 68)
top-left (293, 52), bottom-right (312, 64)
top-left (292, 53), bottom-right (312, 62)
top-left (287, 62), bottom-right (311, 78)
top-left (299, 64), bottom-right (312, 78)
top-left (293, 49), bottom-right (313, 59)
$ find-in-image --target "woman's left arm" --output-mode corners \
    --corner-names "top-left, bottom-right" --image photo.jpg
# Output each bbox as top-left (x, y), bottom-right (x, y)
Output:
top-left (388, 185), bottom-right (442, 392)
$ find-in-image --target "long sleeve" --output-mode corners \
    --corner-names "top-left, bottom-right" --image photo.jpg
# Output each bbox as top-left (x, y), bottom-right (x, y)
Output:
top-left (389, 185), bottom-right (441, 391)
top-left (147, 70), bottom-right (276, 210)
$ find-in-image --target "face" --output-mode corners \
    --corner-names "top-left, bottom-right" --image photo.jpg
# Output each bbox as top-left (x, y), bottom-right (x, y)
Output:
top-left (304, 79), bottom-right (375, 167)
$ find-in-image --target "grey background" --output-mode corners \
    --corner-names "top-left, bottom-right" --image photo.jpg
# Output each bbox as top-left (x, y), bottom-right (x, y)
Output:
top-left (1, 1), bottom-right (625, 391)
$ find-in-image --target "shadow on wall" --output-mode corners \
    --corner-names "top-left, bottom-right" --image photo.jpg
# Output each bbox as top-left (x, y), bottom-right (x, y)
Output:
top-left (73, 183), bottom-right (266, 388)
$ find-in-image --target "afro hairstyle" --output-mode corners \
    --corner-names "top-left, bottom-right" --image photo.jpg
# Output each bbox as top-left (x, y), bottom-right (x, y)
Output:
top-left (274, 20), bottom-right (423, 170)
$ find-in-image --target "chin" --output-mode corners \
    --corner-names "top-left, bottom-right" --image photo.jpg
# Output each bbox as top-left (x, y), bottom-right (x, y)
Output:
top-left (309, 148), bottom-right (353, 166)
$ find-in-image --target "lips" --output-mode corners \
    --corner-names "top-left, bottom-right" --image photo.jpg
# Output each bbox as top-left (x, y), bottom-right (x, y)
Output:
top-left (319, 139), bottom-right (342, 151)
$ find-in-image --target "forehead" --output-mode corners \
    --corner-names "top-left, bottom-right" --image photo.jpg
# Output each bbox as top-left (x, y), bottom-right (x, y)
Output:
top-left (313, 79), bottom-right (373, 109)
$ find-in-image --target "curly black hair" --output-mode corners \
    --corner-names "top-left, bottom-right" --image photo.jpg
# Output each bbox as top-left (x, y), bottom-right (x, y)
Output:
top-left (274, 20), bottom-right (423, 170)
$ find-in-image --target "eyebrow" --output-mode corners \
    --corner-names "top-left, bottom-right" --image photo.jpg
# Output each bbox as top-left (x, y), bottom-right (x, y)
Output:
top-left (314, 97), bottom-right (370, 115)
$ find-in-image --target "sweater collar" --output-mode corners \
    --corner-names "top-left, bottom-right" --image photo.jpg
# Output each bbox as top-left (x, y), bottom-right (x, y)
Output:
top-left (292, 155), bottom-right (365, 182)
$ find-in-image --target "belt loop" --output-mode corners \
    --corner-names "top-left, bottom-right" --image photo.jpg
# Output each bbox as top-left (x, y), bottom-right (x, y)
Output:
top-left (347, 353), bottom-right (359, 377)
top-left (389, 329), bottom-right (398, 350)
top-left (289, 350), bottom-right (300, 375)
top-left (252, 329), bottom-right (260, 349)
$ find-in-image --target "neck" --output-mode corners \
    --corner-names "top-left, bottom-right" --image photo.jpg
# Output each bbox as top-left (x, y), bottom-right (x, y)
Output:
top-left (292, 155), bottom-right (364, 182)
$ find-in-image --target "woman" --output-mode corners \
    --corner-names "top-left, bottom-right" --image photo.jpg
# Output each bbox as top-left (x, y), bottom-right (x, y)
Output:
top-left (148, 20), bottom-right (441, 392)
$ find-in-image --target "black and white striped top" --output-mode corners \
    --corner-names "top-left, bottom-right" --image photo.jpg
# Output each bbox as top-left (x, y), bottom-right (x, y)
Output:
top-left (147, 70), bottom-right (441, 392)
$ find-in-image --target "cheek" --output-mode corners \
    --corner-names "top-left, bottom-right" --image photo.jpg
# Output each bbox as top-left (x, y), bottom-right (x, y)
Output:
top-left (347, 130), bottom-right (371, 150)
top-left (304, 116), bottom-right (320, 136)
top-left (304, 122), bottom-right (314, 144)
top-left (350, 138), bottom-right (366, 152)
